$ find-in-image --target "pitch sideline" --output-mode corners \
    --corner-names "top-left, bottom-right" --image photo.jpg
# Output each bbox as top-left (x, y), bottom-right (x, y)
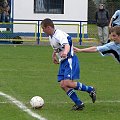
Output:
top-left (1, 99), bottom-right (120, 104)
top-left (0, 91), bottom-right (47, 120)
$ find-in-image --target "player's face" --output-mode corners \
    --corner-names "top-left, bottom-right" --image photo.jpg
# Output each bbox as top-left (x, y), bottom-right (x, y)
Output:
top-left (110, 32), bottom-right (120, 43)
top-left (41, 26), bottom-right (51, 36)
top-left (41, 25), bottom-right (54, 36)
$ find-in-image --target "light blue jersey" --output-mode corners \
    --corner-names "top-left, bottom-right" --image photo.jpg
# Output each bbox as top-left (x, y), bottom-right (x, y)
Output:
top-left (49, 29), bottom-right (80, 81)
top-left (112, 10), bottom-right (120, 26)
top-left (97, 42), bottom-right (120, 63)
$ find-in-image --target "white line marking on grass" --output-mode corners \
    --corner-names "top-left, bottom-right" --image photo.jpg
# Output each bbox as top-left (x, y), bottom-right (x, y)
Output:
top-left (0, 91), bottom-right (47, 120)
top-left (1, 100), bottom-right (120, 105)
top-left (0, 101), bottom-right (7, 104)
top-left (45, 100), bottom-right (120, 104)
top-left (95, 100), bottom-right (120, 103)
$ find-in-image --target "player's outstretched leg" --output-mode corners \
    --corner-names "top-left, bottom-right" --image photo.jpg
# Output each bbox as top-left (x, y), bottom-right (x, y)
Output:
top-left (72, 103), bottom-right (85, 111)
top-left (74, 82), bottom-right (96, 103)
top-left (66, 89), bottom-right (85, 111)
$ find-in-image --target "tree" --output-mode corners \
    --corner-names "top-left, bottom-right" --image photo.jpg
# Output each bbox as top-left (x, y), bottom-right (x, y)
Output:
top-left (106, 0), bottom-right (120, 18)
top-left (88, 0), bottom-right (97, 23)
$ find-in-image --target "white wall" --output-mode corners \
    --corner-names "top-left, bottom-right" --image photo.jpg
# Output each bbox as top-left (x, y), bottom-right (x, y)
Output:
top-left (13, 0), bottom-right (88, 34)
top-left (14, 0), bottom-right (88, 21)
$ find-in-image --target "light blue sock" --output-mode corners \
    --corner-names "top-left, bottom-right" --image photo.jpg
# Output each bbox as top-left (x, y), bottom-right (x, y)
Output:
top-left (74, 82), bottom-right (93, 93)
top-left (67, 89), bottom-right (83, 105)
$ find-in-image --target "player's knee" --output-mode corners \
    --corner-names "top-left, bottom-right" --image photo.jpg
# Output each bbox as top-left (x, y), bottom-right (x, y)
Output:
top-left (60, 82), bottom-right (65, 89)
top-left (60, 81), bottom-right (68, 89)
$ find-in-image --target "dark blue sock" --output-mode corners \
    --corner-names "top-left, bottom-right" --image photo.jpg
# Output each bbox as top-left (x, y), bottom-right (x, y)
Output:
top-left (67, 89), bottom-right (83, 105)
top-left (75, 82), bottom-right (93, 93)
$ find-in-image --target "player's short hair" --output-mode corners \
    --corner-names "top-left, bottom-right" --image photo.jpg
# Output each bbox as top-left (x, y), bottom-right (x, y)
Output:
top-left (110, 26), bottom-right (120, 36)
top-left (41, 18), bottom-right (54, 28)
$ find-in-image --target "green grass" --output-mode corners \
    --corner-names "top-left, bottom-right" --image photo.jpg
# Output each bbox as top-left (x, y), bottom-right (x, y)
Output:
top-left (0, 45), bottom-right (120, 120)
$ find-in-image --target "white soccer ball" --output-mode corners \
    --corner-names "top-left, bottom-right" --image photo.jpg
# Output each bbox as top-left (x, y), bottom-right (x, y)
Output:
top-left (30, 96), bottom-right (44, 108)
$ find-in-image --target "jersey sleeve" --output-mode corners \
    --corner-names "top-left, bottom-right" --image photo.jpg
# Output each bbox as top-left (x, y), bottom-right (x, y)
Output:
top-left (97, 45), bottom-right (110, 56)
top-left (97, 42), bottom-right (120, 63)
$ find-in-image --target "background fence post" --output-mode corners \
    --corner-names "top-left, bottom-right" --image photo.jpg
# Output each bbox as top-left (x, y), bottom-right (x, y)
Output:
top-left (37, 20), bottom-right (40, 45)
top-left (79, 21), bottom-right (82, 45)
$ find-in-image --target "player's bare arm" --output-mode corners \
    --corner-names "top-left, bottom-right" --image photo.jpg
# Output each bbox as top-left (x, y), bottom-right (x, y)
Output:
top-left (73, 46), bottom-right (98, 53)
top-left (60, 44), bottom-right (70, 58)
top-left (109, 17), bottom-right (113, 28)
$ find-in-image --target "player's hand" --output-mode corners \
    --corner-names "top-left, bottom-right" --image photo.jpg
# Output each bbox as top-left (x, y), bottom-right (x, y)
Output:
top-left (52, 51), bottom-right (59, 64)
top-left (73, 47), bottom-right (80, 53)
top-left (52, 57), bottom-right (59, 64)
top-left (60, 51), bottom-right (67, 58)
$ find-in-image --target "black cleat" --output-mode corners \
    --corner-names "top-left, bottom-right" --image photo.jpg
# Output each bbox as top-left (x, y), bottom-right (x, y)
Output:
top-left (89, 88), bottom-right (96, 103)
top-left (71, 103), bottom-right (85, 111)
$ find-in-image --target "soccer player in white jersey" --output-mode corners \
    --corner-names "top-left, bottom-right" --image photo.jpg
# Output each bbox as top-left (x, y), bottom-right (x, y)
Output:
top-left (41, 18), bottom-right (96, 111)
top-left (74, 26), bottom-right (120, 63)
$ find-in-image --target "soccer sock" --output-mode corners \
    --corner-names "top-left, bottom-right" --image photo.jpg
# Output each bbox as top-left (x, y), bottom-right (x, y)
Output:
top-left (74, 82), bottom-right (93, 93)
top-left (67, 89), bottom-right (83, 105)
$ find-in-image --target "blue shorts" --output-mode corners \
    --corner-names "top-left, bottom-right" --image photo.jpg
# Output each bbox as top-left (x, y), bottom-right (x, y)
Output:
top-left (57, 55), bottom-right (80, 82)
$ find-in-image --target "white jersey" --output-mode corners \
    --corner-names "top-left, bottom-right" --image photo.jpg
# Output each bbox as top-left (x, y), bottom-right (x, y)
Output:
top-left (97, 42), bottom-right (120, 63)
top-left (49, 29), bottom-right (74, 62)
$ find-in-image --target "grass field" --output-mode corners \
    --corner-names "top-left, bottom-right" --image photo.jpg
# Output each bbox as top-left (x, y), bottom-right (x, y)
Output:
top-left (0, 45), bottom-right (120, 120)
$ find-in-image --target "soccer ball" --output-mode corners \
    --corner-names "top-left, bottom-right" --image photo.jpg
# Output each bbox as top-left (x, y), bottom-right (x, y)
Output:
top-left (30, 96), bottom-right (44, 109)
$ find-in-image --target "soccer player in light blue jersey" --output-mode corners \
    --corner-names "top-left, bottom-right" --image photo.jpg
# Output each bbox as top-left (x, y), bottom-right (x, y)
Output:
top-left (74, 26), bottom-right (120, 63)
top-left (41, 18), bottom-right (96, 111)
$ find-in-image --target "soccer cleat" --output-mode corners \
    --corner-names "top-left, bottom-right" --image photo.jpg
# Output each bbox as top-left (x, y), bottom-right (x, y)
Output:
top-left (71, 103), bottom-right (85, 111)
top-left (89, 88), bottom-right (96, 103)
